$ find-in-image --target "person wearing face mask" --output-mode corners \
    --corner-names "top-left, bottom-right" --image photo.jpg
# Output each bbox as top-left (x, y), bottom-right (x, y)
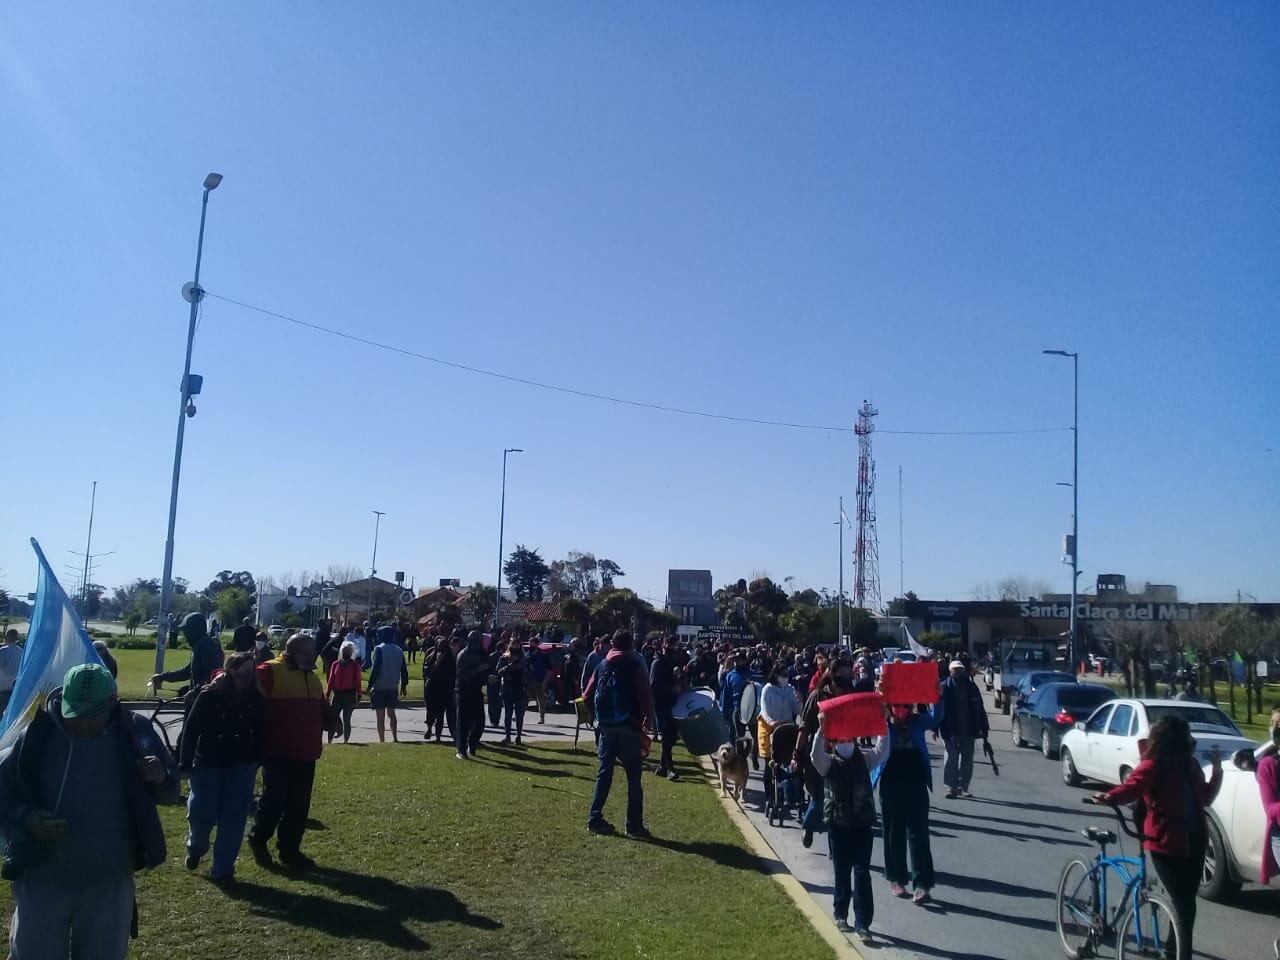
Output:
top-left (811, 714), bottom-right (889, 942)
top-left (179, 651), bottom-right (264, 885)
top-left (871, 701), bottom-right (943, 904)
top-left (247, 633), bottom-right (337, 871)
top-left (796, 662), bottom-right (855, 847)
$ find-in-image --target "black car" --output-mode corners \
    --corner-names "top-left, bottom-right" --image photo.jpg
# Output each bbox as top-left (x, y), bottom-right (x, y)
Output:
top-left (1011, 682), bottom-right (1115, 759)
top-left (1014, 670), bottom-right (1078, 699)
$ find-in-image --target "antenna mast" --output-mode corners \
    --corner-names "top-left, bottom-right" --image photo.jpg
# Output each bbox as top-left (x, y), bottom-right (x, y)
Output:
top-left (854, 401), bottom-right (882, 613)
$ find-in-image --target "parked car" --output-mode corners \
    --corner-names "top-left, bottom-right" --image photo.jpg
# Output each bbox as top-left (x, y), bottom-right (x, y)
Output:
top-left (992, 638), bottom-right (1060, 714)
top-left (1059, 698), bottom-right (1256, 788)
top-left (1011, 682), bottom-right (1116, 758)
top-left (1201, 756), bottom-right (1266, 902)
top-left (1014, 670), bottom-right (1077, 700)
top-left (267, 624), bottom-right (287, 640)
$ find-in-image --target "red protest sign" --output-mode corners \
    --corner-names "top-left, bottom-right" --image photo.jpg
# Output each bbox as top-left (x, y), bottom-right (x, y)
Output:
top-left (880, 661), bottom-right (940, 705)
top-left (818, 692), bottom-right (887, 740)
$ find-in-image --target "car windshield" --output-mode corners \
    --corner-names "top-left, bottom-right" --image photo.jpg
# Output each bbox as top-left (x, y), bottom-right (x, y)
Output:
top-left (1145, 704), bottom-right (1241, 735)
top-left (1057, 686), bottom-right (1114, 709)
top-left (1030, 672), bottom-right (1073, 686)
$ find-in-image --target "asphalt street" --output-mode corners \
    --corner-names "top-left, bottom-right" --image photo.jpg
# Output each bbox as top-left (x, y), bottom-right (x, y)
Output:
top-left (736, 694), bottom-right (1279, 960)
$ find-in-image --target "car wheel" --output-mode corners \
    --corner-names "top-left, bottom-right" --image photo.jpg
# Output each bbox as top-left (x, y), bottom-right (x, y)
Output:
top-left (1061, 747), bottom-right (1082, 787)
top-left (1011, 718), bottom-right (1027, 748)
top-left (1200, 817), bottom-right (1242, 902)
top-left (1041, 728), bottom-right (1058, 759)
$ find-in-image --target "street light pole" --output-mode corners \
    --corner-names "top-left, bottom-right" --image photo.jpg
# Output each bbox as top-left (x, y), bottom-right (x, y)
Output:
top-left (494, 448), bottom-right (523, 629)
top-left (80, 481), bottom-right (97, 616)
top-left (155, 172), bottom-right (223, 677)
top-left (1044, 349), bottom-right (1080, 674)
top-left (837, 497), bottom-right (845, 648)
top-left (369, 510), bottom-right (385, 621)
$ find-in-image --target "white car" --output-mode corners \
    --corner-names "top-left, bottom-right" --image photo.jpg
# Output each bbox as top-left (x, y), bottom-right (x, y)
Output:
top-left (1059, 698), bottom-right (1255, 788)
top-left (1201, 759), bottom-right (1266, 902)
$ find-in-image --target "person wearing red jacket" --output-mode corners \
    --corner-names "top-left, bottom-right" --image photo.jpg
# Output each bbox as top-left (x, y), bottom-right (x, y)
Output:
top-left (248, 633), bottom-right (337, 871)
top-left (1096, 714), bottom-right (1222, 960)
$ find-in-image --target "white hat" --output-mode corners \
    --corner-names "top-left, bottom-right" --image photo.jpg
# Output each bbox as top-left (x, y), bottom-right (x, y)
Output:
top-left (949, 660), bottom-right (965, 670)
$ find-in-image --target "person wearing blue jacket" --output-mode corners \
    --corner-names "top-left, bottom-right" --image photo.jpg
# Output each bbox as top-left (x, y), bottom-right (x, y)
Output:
top-left (869, 700), bottom-right (943, 904)
top-left (719, 650), bottom-right (751, 740)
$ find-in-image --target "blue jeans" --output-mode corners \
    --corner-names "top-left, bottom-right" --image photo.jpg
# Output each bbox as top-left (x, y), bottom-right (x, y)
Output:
top-left (589, 725), bottom-right (644, 832)
top-left (828, 823), bottom-right (874, 929)
top-left (187, 763), bottom-right (258, 879)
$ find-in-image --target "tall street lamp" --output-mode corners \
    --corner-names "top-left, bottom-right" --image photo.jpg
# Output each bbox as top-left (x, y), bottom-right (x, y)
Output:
top-left (1044, 349), bottom-right (1080, 674)
top-left (155, 172), bottom-right (223, 676)
top-left (494, 448), bottom-right (523, 629)
top-left (369, 510), bottom-right (386, 620)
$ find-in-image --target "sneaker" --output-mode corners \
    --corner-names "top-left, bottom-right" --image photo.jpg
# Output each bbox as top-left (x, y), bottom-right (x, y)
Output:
top-left (455, 752), bottom-right (468, 760)
top-left (210, 873), bottom-right (235, 888)
top-left (625, 826), bottom-right (653, 840)
top-left (945, 789), bottom-right (959, 799)
top-left (913, 888), bottom-right (932, 905)
top-left (587, 819), bottom-right (616, 836)
top-left (280, 852), bottom-right (316, 872)
top-left (834, 919), bottom-right (853, 933)
top-left (248, 839), bottom-right (273, 867)
top-left (515, 737), bottom-right (522, 746)
top-left (184, 853), bottom-right (200, 871)
top-left (802, 829), bottom-right (813, 849)
top-left (855, 927), bottom-right (874, 944)
top-left (961, 790), bottom-right (973, 798)
top-left (889, 883), bottom-right (908, 898)
top-left (666, 770), bottom-right (679, 782)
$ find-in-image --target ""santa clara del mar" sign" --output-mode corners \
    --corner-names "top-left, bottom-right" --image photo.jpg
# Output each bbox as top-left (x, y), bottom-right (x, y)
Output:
top-left (1019, 602), bottom-right (1200, 622)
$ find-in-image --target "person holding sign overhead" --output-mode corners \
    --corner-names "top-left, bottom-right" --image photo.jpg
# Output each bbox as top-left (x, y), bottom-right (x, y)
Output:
top-left (811, 704), bottom-right (888, 942)
top-left (872, 667), bottom-right (944, 904)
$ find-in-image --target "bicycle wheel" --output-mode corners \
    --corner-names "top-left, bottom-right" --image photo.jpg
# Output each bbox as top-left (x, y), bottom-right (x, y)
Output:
top-left (1056, 857), bottom-right (1101, 959)
top-left (1117, 893), bottom-right (1179, 960)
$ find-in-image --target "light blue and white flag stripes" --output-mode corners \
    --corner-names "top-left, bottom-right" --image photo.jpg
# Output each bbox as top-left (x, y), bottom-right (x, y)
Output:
top-left (0, 539), bottom-right (103, 761)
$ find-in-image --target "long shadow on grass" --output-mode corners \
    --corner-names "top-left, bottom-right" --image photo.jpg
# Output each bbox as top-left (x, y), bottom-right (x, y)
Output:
top-left (640, 834), bottom-right (775, 873)
top-left (475, 755), bottom-right (589, 781)
top-left (225, 867), bottom-right (500, 950)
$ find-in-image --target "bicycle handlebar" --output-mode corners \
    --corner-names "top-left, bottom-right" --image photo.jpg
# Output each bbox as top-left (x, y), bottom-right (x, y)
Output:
top-left (1081, 796), bottom-right (1147, 842)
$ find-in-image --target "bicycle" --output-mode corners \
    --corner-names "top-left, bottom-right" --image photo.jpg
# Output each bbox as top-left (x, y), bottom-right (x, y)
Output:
top-left (1055, 797), bottom-right (1181, 960)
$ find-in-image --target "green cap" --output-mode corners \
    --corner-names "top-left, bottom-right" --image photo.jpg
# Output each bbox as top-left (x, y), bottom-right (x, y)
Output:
top-left (61, 663), bottom-right (117, 719)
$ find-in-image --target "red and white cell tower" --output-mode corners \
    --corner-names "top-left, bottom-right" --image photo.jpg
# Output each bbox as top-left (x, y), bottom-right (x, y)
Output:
top-left (853, 400), bottom-right (882, 613)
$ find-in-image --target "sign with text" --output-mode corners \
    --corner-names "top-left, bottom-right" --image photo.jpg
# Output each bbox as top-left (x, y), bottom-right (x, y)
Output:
top-left (818, 692), bottom-right (886, 740)
top-left (880, 661), bottom-right (941, 705)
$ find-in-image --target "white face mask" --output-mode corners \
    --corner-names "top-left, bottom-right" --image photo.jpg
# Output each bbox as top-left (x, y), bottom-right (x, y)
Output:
top-left (834, 742), bottom-right (857, 760)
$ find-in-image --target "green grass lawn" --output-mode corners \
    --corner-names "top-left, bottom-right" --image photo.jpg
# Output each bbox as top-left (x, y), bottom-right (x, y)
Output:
top-left (0, 742), bottom-right (836, 960)
top-left (1092, 673), bottom-right (1273, 741)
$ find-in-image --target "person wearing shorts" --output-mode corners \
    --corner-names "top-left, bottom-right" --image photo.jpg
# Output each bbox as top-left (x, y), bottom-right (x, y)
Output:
top-left (367, 626), bottom-right (409, 743)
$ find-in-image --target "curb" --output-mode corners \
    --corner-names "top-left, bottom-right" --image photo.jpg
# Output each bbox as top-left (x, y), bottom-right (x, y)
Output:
top-left (697, 756), bottom-right (865, 960)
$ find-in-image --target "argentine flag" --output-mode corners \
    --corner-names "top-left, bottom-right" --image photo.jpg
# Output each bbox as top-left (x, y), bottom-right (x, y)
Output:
top-left (0, 539), bottom-right (103, 761)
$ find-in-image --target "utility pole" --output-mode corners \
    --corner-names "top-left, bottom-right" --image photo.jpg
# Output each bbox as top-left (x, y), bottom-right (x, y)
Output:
top-left (494, 448), bottom-right (523, 629)
top-left (1044, 349), bottom-right (1080, 673)
top-left (369, 511), bottom-right (385, 622)
top-left (80, 481), bottom-right (97, 616)
top-left (898, 465), bottom-right (904, 599)
top-left (155, 172), bottom-right (223, 677)
top-left (838, 497), bottom-right (845, 647)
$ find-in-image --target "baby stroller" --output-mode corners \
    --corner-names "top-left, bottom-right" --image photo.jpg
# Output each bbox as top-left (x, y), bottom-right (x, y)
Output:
top-left (763, 722), bottom-right (803, 827)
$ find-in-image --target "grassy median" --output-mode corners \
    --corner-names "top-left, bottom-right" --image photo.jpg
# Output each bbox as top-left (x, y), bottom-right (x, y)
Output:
top-left (0, 740), bottom-right (836, 960)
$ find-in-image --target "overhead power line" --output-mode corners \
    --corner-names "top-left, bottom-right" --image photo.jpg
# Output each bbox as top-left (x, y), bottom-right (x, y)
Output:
top-left (206, 291), bottom-right (1070, 438)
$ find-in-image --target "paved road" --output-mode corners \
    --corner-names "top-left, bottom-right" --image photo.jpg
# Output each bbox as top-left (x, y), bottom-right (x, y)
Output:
top-left (736, 694), bottom-right (1279, 960)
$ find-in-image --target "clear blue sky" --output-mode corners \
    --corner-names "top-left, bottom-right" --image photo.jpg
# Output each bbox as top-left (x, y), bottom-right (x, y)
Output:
top-left (3, 4), bottom-right (1277, 607)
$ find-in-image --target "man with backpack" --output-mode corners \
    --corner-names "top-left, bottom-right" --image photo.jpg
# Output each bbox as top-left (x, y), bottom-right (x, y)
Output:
top-left (581, 630), bottom-right (657, 838)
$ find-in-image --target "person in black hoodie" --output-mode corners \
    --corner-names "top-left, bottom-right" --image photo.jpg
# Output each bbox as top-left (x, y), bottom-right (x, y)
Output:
top-left (179, 651), bottom-right (264, 885)
top-left (423, 634), bottom-right (456, 743)
top-left (454, 631), bottom-right (490, 759)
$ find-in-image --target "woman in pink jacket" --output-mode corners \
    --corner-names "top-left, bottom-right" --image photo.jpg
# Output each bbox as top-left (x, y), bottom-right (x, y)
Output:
top-left (1249, 706), bottom-right (1280, 959)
